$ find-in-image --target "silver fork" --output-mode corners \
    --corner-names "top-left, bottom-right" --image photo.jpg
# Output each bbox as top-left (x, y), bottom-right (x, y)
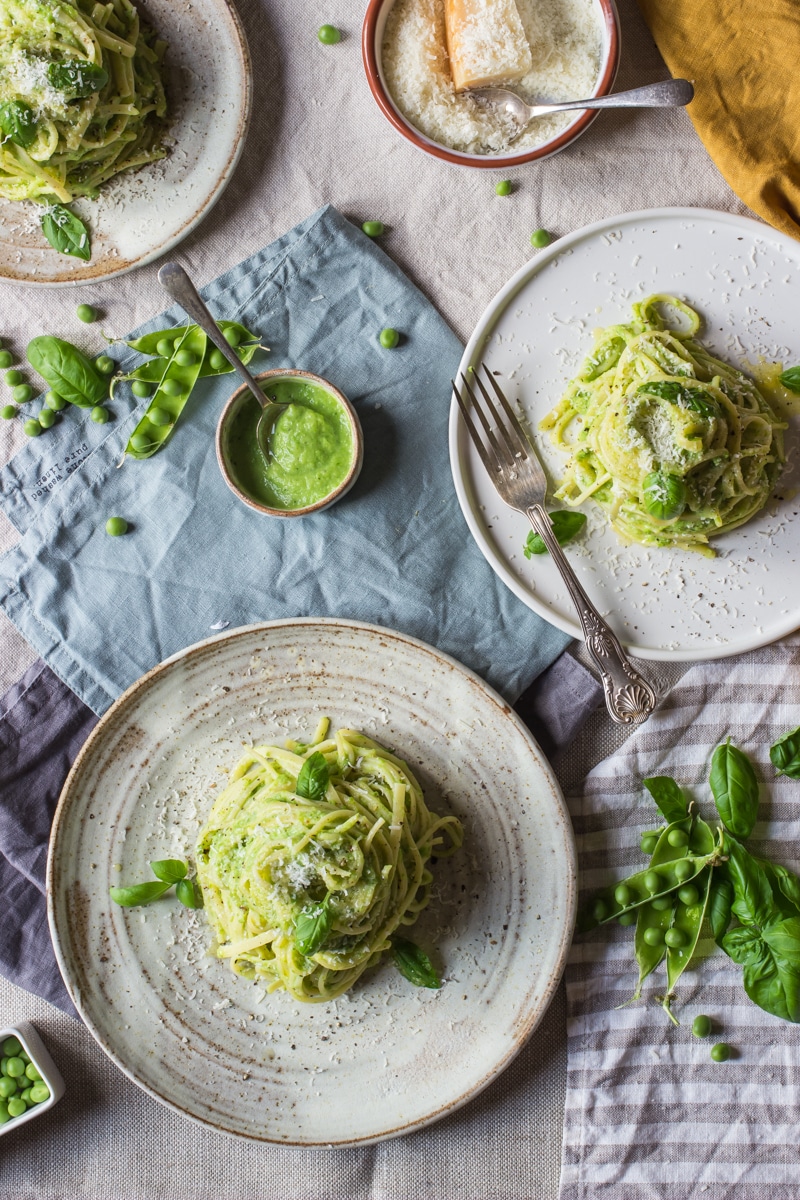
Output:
top-left (453, 365), bottom-right (657, 725)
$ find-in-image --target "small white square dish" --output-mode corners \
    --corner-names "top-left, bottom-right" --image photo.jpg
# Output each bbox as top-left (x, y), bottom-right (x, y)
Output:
top-left (0, 1020), bottom-right (65, 1135)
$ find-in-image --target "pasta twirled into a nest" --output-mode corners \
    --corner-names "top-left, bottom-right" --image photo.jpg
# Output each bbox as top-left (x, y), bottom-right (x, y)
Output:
top-left (0, 0), bottom-right (168, 204)
top-left (540, 295), bottom-right (786, 555)
top-left (196, 722), bottom-right (463, 1003)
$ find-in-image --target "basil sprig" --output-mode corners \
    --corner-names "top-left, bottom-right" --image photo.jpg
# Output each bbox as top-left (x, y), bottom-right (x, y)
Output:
top-left (523, 510), bottom-right (586, 557)
top-left (26, 335), bottom-right (107, 407)
top-left (770, 726), bottom-right (800, 779)
top-left (391, 938), bottom-right (441, 989)
top-left (643, 776), bottom-right (688, 824)
top-left (110, 858), bottom-right (203, 909)
top-left (709, 739), bottom-right (759, 838)
top-left (779, 366), bottom-right (800, 395)
top-left (295, 895), bottom-right (332, 956)
top-left (0, 100), bottom-right (37, 148)
top-left (295, 752), bottom-right (330, 801)
top-left (40, 205), bottom-right (92, 261)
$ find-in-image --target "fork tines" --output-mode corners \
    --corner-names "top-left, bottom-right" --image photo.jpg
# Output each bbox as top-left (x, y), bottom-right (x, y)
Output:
top-left (451, 364), bottom-right (530, 473)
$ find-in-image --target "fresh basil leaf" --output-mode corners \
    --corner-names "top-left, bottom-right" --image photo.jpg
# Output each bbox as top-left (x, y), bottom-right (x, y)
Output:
top-left (110, 880), bottom-right (171, 907)
top-left (642, 471), bottom-right (687, 521)
top-left (762, 917), bottom-right (800, 967)
top-left (741, 939), bottom-right (800, 1023)
top-left (295, 751), bottom-right (330, 801)
top-left (758, 860), bottom-right (800, 915)
top-left (720, 924), bottom-right (763, 966)
top-left (150, 858), bottom-right (188, 884)
top-left (40, 205), bottom-right (91, 261)
top-left (47, 60), bottom-right (108, 97)
top-left (710, 740), bottom-right (759, 838)
top-left (391, 937), bottom-right (441, 989)
top-left (779, 366), bottom-right (800, 395)
top-left (523, 510), bottom-right (586, 557)
top-left (708, 873), bottom-right (735, 944)
top-left (724, 835), bottom-right (774, 929)
top-left (26, 335), bottom-right (107, 407)
top-left (637, 380), bottom-right (718, 418)
top-left (176, 877), bottom-right (204, 909)
top-left (642, 776), bottom-right (688, 824)
top-left (0, 100), bottom-right (37, 148)
top-left (770, 726), bottom-right (800, 779)
top-left (295, 896), bottom-right (332, 956)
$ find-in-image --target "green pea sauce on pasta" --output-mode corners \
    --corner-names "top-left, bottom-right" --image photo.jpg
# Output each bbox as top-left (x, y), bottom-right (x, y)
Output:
top-left (540, 295), bottom-right (786, 556)
top-left (196, 720), bottom-right (463, 1003)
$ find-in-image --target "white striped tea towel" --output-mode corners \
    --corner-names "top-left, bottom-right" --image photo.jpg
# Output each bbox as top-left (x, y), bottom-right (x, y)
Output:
top-left (561, 637), bottom-right (800, 1199)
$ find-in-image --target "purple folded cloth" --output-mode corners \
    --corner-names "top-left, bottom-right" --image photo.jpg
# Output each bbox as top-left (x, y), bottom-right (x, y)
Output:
top-left (0, 651), bottom-right (600, 1017)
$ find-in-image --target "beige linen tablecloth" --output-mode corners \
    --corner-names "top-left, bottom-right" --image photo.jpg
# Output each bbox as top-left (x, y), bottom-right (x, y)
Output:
top-left (0, 0), bottom-right (756, 1192)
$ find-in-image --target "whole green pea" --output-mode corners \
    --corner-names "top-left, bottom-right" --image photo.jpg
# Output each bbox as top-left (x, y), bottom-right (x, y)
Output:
top-left (379, 328), bottom-right (400, 349)
top-left (362, 220), bottom-right (385, 237)
top-left (38, 409), bottom-right (56, 429)
top-left (156, 338), bottom-right (174, 358)
top-left (130, 432), bottom-right (153, 452)
top-left (24, 1062), bottom-right (41, 1082)
top-left (667, 828), bottom-right (689, 848)
top-left (640, 833), bottom-right (659, 855)
top-left (651, 895), bottom-right (672, 911)
top-left (12, 384), bottom-right (32, 404)
top-left (644, 870), bottom-right (661, 894)
top-left (614, 883), bottom-right (634, 906)
top-left (6, 369), bottom-right (23, 387)
top-left (5, 1057), bottom-right (25, 1078)
top-left (0, 350), bottom-right (12, 369)
top-left (95, 355), bottom-right (115, 374)
top-left (711, 1042), bottom-right (731, 1062)
top-left (618, 911), bottom-right (636, 926)
top-left (76, 303), bottom-right (96, 323)
top-left (208, 348), bottom-right (227, 371)
top-left (590, 898), bottom-right (609, 922)
top-left (6, 1096), bottom-right (26, 1117)
top-left (105, 516), bottom-right (128, 537)
top-left (23, 418), bottom-right (41, 437)
top-left (0, 1077), bottom-right (17, 1098)
top-left (0, 1104), bottom-right (10, 1125)
top-left (0, 1056), bottom-right (6, 1072)
top-left (30, 1083), bottom-right (50, 1104)
top-left (692, 1014), bottom-right (712, 1038)
top-left (1, 404), bottom-right (16, 419)
top-left (90, 406), bottom-right (109, 424)
top-left (0, 1037), bottom-right (17, 1059)
top-left (673, 859), bottom-right (693, 883)
top-left (174, 349), bottom-right (197, 366)
top-left (131, 380), bottom-right (152, 399)
top-left (45, 390), bottom-right (66, 411)
top-left (495, 180), bottom-right (513, 196)
top-left (161, 378), bottom-right (183, 397)
top-left (148, 407), bottom-right (171, 427)
top-left (223, 327), bottom-right (242, 347)
top-left (643, 926), bottom-right (664, 946)
top-left (318, 23), bottom-right (341, 43)
top-left (530, 228), bottom-right (551, 249)
top-left (678, 884), bottom-right (700, 906)
top-left (664, 927), bottom-right (687, 948)
top-left (20, 1087), bottom-right (32, 1104)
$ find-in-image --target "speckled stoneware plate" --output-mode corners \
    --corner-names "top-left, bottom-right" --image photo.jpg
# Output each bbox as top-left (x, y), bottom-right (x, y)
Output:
top-left (47, 619), bottom-right (576, 1145)
top-left (450, 208), bottom-right (800, 661)
top-left (0, 0), bottom-right (251, 285)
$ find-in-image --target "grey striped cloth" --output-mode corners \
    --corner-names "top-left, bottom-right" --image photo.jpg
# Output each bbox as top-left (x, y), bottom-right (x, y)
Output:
top-left (561, 638), bottom-right (800, 1198)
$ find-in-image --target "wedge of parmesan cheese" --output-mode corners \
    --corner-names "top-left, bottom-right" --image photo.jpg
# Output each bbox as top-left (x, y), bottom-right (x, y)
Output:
top-left (444, 0), bottom-right (533, 92)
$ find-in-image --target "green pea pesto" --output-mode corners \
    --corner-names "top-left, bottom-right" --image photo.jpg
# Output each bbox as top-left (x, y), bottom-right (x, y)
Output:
top-left (228, 379), bottom-right (354, 511)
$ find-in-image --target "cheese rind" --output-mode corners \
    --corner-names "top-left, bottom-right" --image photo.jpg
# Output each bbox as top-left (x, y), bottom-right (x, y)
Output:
top-left (444, 0), bottom-right (533, 92)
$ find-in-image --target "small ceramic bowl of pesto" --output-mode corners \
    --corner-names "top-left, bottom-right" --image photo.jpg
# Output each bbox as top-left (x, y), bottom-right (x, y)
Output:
top-left (216, 369), bottom-right (363, 517)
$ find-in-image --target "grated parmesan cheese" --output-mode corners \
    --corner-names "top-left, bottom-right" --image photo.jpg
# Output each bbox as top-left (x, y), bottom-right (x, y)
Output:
top-left (382, 0), bottom-right (602, 155)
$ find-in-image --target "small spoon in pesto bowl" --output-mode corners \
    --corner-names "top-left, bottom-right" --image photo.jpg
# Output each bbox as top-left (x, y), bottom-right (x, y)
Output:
top-left (158, 261), bottom-right (284, 462)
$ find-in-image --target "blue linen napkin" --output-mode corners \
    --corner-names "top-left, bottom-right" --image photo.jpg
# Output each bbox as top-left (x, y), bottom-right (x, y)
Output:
top-left (0, 205), bottom-right (571, 714)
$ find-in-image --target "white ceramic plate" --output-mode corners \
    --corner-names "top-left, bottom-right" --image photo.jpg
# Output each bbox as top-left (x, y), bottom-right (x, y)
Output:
top-left (449, 208), bottom-right (800, 661)
top-left (47, 620), bottom-right (576, 1145)
top-left (0, 0), bottom-right (251, 285)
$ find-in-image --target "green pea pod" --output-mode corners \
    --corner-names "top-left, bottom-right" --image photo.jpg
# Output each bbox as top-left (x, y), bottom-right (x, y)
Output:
top-left (579, 843), bottom-right (719, 933)
top-left (125, 326), bottom-right (206, 460)
top-left (126, 320), bottom-right (258, 358)
top-left (688, 814), bottom-right (716, 857)
top-left (662, 866), bottom-right (714, 1025)
top-left (709, 739), bottom-right (759, 838)
top-left (629, 817), bottom-right (693, 1001)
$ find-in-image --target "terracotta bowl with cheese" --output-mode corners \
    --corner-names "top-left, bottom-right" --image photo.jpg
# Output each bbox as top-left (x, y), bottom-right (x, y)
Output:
top-left (362, 0), bottom-right (620, 168)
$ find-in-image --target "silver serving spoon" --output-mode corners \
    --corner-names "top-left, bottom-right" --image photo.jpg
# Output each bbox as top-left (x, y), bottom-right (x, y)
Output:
top-left (472, 77), bottom-right (694, 128)
top-left (158, 261), bottom-right (282, 462)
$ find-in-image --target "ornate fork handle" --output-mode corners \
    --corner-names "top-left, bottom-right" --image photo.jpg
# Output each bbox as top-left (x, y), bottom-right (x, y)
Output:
top-left (527, 505), bottom-right (657, 725)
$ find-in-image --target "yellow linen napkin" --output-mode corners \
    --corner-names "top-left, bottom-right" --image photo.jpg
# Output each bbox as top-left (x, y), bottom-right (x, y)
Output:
top-left (636, 0), bottom-right (800, 241)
